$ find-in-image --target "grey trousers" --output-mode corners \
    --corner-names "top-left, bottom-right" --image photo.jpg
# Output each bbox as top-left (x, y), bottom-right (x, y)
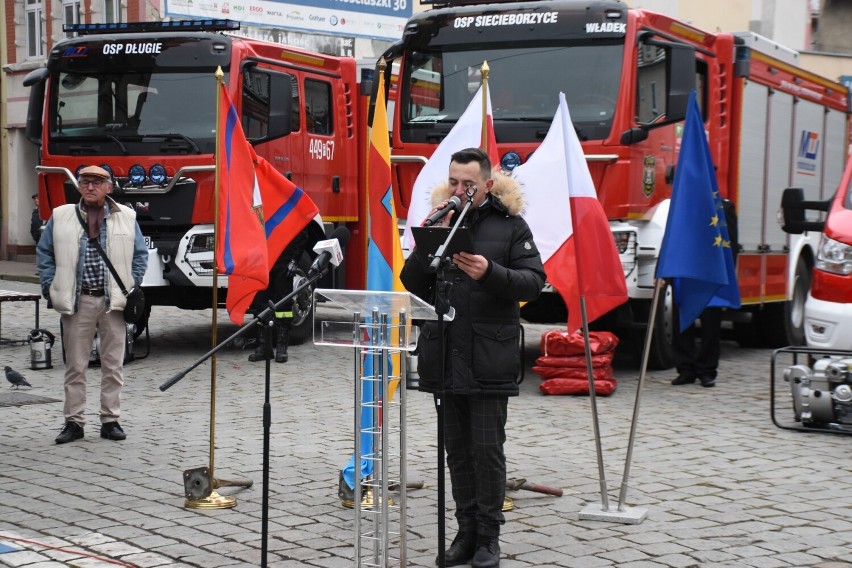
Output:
top-left (61, 295), bottom-right (126, 425)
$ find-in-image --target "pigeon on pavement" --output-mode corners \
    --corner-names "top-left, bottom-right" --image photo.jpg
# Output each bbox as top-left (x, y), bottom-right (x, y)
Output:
top-left (5, 366), bottom-right (32, 389)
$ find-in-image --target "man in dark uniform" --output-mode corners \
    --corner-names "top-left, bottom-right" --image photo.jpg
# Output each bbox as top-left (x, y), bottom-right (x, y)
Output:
top-left (247, 229), bottom-right (311, 363)
top-left (671, 199), bottom-right (739, 388)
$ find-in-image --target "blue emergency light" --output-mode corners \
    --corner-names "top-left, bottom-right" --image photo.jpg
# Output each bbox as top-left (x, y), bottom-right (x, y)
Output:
top-left (63, 19), bottom-right (240, 36)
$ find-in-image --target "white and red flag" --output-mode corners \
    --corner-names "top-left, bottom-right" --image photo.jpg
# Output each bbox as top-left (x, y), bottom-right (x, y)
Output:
top-left (402, 84), bottom-right (497, 249)
top-left (514, 92), bottom-right (627, 333)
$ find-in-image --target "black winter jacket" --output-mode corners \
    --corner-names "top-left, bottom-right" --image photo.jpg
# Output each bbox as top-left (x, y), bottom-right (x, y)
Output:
top-left (401, 175), bottom-right (545, 396)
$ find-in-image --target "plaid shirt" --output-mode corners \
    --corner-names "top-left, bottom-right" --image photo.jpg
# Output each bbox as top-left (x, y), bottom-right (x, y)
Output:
top-left (82, 239), bottom-right (105, 289)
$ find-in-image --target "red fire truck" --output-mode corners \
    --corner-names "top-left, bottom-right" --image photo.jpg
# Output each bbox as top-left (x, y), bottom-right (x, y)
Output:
top-left (379, 0), bottom-right (850, 367)
top-left (25, 20), bottom-right (361, 341)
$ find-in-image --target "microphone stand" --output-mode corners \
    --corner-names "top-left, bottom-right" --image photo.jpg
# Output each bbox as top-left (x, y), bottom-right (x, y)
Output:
top-left (160, 265), bottom-right (330, 568)
top-left (428, 200), bottom-right (474, 273)
top-left (427, 187), bottom-right (475, 568)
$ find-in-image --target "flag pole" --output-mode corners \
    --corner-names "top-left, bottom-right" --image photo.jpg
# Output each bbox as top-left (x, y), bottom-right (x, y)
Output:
top-left (578, 278), bottom-right (654, 523)
top-left (480, 61), bottom-right (490, 154)
top-left (615, 279), bottom-right (661, 514)
top-left (184, 67), bottom-right (251, 509)
top-left (478, 60), bottom-right (521, 513)
top-left (575, 294), bottom-right (648, 523)
top-left (580, 297), bottom-right (609, 510)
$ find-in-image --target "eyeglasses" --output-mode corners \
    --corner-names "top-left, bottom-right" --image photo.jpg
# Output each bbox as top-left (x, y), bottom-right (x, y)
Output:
top-left (79, 179), bottom-right (108, 188)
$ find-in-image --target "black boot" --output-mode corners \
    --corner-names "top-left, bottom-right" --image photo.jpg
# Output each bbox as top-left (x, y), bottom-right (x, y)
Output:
top-left (437, 531), bottom-right (477, 567)
top-left (248, 321), bottom-right (272, 362)
top-left (274, 318), bottom-right (290, 363)
top-left (471, 536), bottom-right (500, 568)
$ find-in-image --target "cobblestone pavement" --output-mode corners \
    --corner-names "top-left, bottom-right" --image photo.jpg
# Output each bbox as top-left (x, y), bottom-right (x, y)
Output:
top-left (1, 267), bottom-right (851, 568)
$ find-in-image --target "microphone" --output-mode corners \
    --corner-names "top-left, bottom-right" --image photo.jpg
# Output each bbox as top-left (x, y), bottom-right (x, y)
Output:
top-left (309, 226), bottom-right (350, 277)
top-left (424, 196), bottom-right (462, 227)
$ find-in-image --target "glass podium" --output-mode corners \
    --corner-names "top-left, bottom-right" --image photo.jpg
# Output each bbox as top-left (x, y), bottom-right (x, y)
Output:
top-left (313, 289), bottom-right (452, 567)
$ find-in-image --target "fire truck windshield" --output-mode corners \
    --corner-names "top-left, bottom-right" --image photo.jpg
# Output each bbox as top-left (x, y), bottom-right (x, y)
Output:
top-left (48, 69), bottom-right (220, 156)
top-left (399, 41), bottom-right (623, 143)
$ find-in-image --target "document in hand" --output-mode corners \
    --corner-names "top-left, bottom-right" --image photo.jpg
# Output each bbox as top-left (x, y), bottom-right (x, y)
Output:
top-left (411, 226), bottom-right (473, 269)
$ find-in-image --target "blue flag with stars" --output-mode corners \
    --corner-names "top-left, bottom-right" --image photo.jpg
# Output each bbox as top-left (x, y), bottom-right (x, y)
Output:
top-left (656, 90), bottom-right (740, 331)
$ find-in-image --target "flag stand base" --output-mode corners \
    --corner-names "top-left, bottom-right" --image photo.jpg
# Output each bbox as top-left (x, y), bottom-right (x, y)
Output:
top-left (579, 503), bottom-right (647, 524)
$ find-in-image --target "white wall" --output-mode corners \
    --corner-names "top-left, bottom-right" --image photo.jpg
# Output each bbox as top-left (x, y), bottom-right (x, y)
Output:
top-left (623, 0), bottom-right (810, 51)
top-left (7, 129), bottom-right (41, 249)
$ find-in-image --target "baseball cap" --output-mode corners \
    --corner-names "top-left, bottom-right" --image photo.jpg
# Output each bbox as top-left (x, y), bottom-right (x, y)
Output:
top-left (77, 165), bottom-right (111, 180)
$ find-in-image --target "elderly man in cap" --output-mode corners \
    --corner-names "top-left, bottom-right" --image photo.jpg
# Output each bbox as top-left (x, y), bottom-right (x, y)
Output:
top-left (37, 166), bottom-right (148, 444)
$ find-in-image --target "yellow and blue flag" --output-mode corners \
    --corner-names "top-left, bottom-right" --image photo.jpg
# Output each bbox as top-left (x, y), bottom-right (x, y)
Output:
top-left (656, 90), bottom-right (740, 330)
top-left (366, 78), bottom-right (405, 293)
top-left (342, 74), bottom-right (405, 489)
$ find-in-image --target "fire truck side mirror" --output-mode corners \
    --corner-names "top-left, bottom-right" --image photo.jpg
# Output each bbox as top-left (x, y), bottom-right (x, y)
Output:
top-left (266, 72), bottom-right (293, 141)
top-left (780, 187), bottom-right (830, 234)
top-left (620, 128), bottom-right (649, 145)
top-left (244, 68), bottom-right (293, 144)
top-left (664, 43), bottom-right (694, 124)
top-left (24, 68), bottom-right (49, 146)
top-left (636, 35), bottom-right (695, 129)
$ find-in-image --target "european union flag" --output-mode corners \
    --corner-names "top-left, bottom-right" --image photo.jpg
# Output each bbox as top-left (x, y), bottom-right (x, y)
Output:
top-left (656, 91), bottom-right (740, 331)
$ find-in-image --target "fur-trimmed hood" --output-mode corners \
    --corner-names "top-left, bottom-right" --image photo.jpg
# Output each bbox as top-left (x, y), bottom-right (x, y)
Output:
top-left (429, 171), bottom-right (525, 216)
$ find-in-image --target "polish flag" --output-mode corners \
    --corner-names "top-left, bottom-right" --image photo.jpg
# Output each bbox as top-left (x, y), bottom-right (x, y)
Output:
top-left (402, 85), bottom-right (497, 249)
top-left (514, 93), bottom-right (627, 333)
top-left (481, 84), bottom-right (500, 166)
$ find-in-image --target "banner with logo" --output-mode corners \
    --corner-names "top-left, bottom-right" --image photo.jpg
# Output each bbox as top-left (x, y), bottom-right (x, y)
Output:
top-left (165, 0), bottom-right (411, 41)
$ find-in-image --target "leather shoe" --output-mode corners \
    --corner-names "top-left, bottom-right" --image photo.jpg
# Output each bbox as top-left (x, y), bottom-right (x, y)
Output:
top-left (100, 422), bottom-right (126, 441)
top-left (671, 374), bottom-right (696, 385)
top-left (700, 377), bottom-right (716, 388)
top-left (436, 531), bottom-right (476, 567)
top-left (472, 537), bottom-right (500, 568)
top-left (55, 422), bottom-right (84, 444)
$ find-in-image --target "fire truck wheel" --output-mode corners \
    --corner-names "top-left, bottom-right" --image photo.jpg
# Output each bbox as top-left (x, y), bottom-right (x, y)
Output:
top-left (761, 257), bottom-right (810, 347)
top-left (286, 257), bottom-right (314, 346)
top-left (646, 280), bottom-right (675, 370)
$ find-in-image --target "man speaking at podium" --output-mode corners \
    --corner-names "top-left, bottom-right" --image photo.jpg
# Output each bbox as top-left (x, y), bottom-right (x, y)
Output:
top-left (401, 148), bottom-right (545, 567)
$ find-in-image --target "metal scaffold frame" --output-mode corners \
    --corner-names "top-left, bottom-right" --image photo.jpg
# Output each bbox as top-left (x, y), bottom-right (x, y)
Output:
top-left (352, 308), bottom-right (407, 567)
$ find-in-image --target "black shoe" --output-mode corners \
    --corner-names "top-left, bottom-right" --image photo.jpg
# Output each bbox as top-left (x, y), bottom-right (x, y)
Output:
top-left (248, 325), bottom-right (272, 362)
top-left (55, 422), bottom-right (84, 444)
top-left (471, 537), bottom-right (500, 568)
top-left (671, 374), bottom-right (696, 385)
top-left (700, 377), bottom-right (716, 388)
top-left (437, 531), bottom-right (477, 567)
top-left (338, 471), bottom-right (355, 508)
top-left (248, 347), bottom-right (272, 362)
top-left (100, 422), bottom-right (126, 441)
